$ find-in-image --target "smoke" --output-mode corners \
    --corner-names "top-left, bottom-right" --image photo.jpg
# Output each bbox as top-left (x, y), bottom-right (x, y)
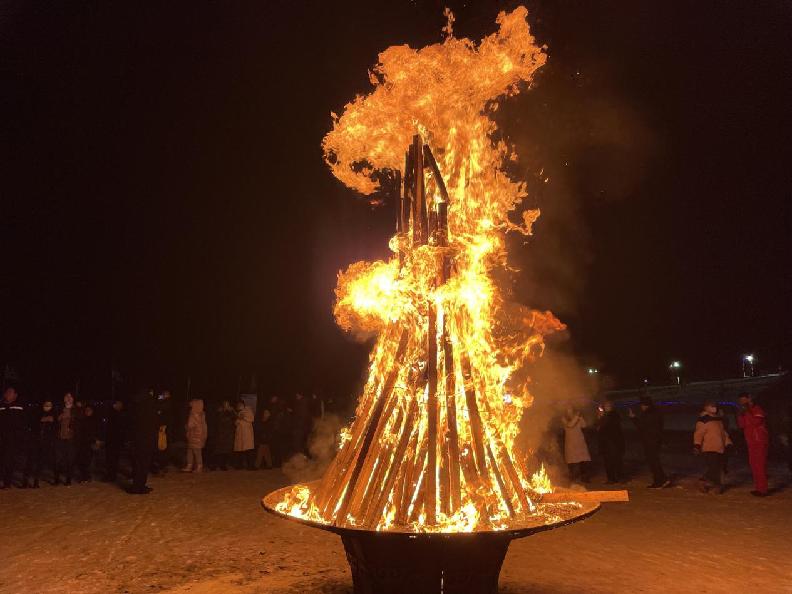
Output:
top-left (281, 414), bottom-right (345, 484)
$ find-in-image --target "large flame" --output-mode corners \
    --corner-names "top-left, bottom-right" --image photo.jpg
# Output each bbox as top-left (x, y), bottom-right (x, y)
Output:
top-left (277, 7), bottom-right (566, 533)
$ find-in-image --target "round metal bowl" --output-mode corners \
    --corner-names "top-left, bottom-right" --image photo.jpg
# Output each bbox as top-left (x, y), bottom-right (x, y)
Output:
top-left (262, 483), bottom-right (599, 594)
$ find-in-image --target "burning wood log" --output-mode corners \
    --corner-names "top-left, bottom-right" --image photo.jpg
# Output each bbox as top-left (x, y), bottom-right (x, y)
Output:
top-left (540, 490), bottom-right (630, 504)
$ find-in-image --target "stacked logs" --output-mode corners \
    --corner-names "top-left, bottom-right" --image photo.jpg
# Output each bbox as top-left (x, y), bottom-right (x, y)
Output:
top-left (308, 135), bottom-right (538, 530)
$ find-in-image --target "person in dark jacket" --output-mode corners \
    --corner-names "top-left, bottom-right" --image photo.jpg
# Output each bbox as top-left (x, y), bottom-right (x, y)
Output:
top-left (76, 404), bottom-right (99, 482)
top-left (596, 399), bottom-right (625, 484)
top-left (104, 400), bottom-right (127, 482)
top-left (55, 392), bottom-right (80, 486)
top-left (254, 406), bottom-right (273, 470)
top-left (213, 400), bottom-right (236, 471)
top-left (0, 387), bottom-right (27, 488)
top-left (629, 396), bottom-right (670, 488)
top-left (25, 400), bottom-right (58, 487)
top-left (292, 392), bottom-right (311, 456)
top-left (129, 387), bottom-right (159, 494)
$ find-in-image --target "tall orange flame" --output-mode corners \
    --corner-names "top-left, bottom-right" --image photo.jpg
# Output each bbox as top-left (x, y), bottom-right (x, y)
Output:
top-left (277, 6), bottom-right (564, 533)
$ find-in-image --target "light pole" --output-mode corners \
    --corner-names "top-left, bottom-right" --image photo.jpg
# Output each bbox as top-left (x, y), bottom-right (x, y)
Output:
top-left (669, 360), bottom-right (682, 385)
top-left (742, 354), bottom-right (756, 378)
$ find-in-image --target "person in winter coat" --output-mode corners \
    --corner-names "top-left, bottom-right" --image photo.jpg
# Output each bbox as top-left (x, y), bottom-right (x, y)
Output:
top-left (25, 400), bottom-right (58, 487)
top-left (0, 387), bottom-right (27, 488)
top-left (129, 387), bottom-right (159, 494)
top-left (693, 400), bottom-right (733, 493)
top-left (562, 406), bottom-right (591, 483)
top-left (234, 400), bottom-right (255, 469)
top-left (738, 393), bottom-right (769, 496)
top-left (182, 399), bottom-right (208, 472)
top-left (76, 404), bottom-right (100, 482)
top-left (629, 396), bottom-right (670, 488)
top-left (103, 400), bottom-right (127, 482)
top-left (596, 399), bottom-right (625, 484)
top-left (213, 400), bottom-right (236, 470)
top-left (55, 392), bottom-right (80, 486)
top-left (254, 406), bottom-right (273, 469)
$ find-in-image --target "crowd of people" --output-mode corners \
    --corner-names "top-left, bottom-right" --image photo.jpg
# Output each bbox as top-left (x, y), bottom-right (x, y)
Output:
top-left (561, 393), bottom-right (773, 496)
top-left (0, 386), bottom-right (324, 494)
top-left (0, 384), bottom-right (779, 497)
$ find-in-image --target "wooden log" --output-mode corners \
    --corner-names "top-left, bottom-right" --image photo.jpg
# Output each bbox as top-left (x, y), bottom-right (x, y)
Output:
top-left (412, 135), bottom-right (426, 245)
top-left (335, 332), bottom-right (409, 526)
top-left (397, 428), bottom-right (428, 525)
top-left (540, 490), bottom-right (630, 503)
top-left (395, 169), bottom-right (403, 234)
top-left (348, 402), bottom-right (404, 522)
top-left (426, 301), bottom-right (439, 524)
top-left (485, 442), bottom-right (515, 518)
top-left (314, 326), bottom-right (400, 514)
top-left (363, 397), bottom-right (419, 528)
top-left (422, 144), bottom-right (450, 203)
top-left (460, 353), bottom-right (488, 478)
top-left (442, 316), bottom-right (461, 512)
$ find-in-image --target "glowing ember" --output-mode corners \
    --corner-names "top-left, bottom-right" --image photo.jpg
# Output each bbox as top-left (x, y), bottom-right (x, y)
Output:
top-left (277, 6), bottom-right (564, 533)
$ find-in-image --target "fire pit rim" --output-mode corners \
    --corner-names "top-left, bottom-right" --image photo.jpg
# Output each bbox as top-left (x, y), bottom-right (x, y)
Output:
top-left (261, 483), bottom-right (600, 541)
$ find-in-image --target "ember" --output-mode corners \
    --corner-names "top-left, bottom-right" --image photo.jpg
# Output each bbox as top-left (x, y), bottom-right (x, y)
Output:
top-left (270, 7), bottom-right (571, 534)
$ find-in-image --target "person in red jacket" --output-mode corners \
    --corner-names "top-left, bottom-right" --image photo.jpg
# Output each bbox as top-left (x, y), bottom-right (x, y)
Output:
top-left (737, 393), bottom-right (769, 496)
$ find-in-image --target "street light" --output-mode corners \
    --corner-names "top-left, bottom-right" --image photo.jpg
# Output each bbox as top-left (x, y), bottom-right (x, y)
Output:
top-left (742, 354), bottom-right (756, 377)
top-left (669, 360), bottom-right (682, 385)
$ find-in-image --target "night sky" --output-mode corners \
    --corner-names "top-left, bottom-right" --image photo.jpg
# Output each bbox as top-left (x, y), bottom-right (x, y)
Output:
top-left (2, 1), bottom-right (791, 401)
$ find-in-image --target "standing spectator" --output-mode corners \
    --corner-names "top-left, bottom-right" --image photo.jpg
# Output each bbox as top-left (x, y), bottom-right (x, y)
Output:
top-left (693, 400), bottom-right (732, 494)
top-left (152, 389), bottom-right (173, 475)
top-left (182, 399), bottom-right (207, 472)
top-left (292, 392), bottom-right (311, 456)
top-left (629, 396), bottom-right (670, 488)
top-left (737, 392), bottom-right (769, 496)
top-left (562, 406), bottom-right (591, 483)
top-left (596, 399), bottom-right (625, 484)
top-left (104, 400), bottom-right (127, 482)
top-left (254, 406), bottom-right (273, 470)
top-left (55, 392), bottom-right (79, 486)
top-left (213, 400), bottom-right (236, 470)
top-left (233, 400), bottom-right (255, 469)
top-left (129, 387), bottom-right (159, 494)
top-left (26, 400), bottom-right (58, 487)
top-left (0, 387), bottom-right (27, 488)
top-left (76, 404), bottom-right (99, 482)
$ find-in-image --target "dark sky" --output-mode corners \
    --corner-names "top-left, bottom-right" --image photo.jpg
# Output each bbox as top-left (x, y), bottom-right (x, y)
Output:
top-left (2, 0), bottom-right (791, 400)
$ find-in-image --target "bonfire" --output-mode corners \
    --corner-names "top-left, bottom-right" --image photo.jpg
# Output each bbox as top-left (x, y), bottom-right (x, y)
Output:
top-left (269, 6), bottom-right (593, 534)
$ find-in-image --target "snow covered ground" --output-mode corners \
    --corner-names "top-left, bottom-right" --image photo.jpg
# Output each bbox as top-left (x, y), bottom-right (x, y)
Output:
top-left (1, 455), bottom-right (791, 594)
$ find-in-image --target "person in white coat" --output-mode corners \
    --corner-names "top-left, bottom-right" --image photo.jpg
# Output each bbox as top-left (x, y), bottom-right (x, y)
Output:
top-left (233, 401), bottom-right (255, 469)
top-left (563, 406), bottom-right (591, 483)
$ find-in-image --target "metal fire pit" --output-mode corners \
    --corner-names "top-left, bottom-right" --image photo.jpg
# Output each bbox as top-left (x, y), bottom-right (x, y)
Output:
top-left (262, 484), bottom-right (599, 594)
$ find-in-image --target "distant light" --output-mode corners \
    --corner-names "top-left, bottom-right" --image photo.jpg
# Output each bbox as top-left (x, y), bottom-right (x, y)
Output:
top-left (587, 368), bottom-right (599, 375)
top-left (743, 354), bottom-right (755, 363)
top-left (669, 361), bottom-right (682, 369)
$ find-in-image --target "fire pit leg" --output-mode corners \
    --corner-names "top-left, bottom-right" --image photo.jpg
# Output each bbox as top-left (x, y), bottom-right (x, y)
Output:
top-left (340, 532), bottom-right (510, 594)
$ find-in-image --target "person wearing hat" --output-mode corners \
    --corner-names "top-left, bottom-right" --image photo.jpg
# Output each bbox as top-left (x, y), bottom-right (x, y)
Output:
top-left (629, 396), bottom-right (670, 488)
top-left (693, 400), bottom-right (732, 493)
top-left (0, 387), bottom-right (27, 488)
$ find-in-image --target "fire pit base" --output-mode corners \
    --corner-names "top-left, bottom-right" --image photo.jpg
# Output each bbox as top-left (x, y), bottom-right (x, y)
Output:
top-left (341, 530), bottom-right (509, 594)
top-left (262, 485), bottom-right (599, 594)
